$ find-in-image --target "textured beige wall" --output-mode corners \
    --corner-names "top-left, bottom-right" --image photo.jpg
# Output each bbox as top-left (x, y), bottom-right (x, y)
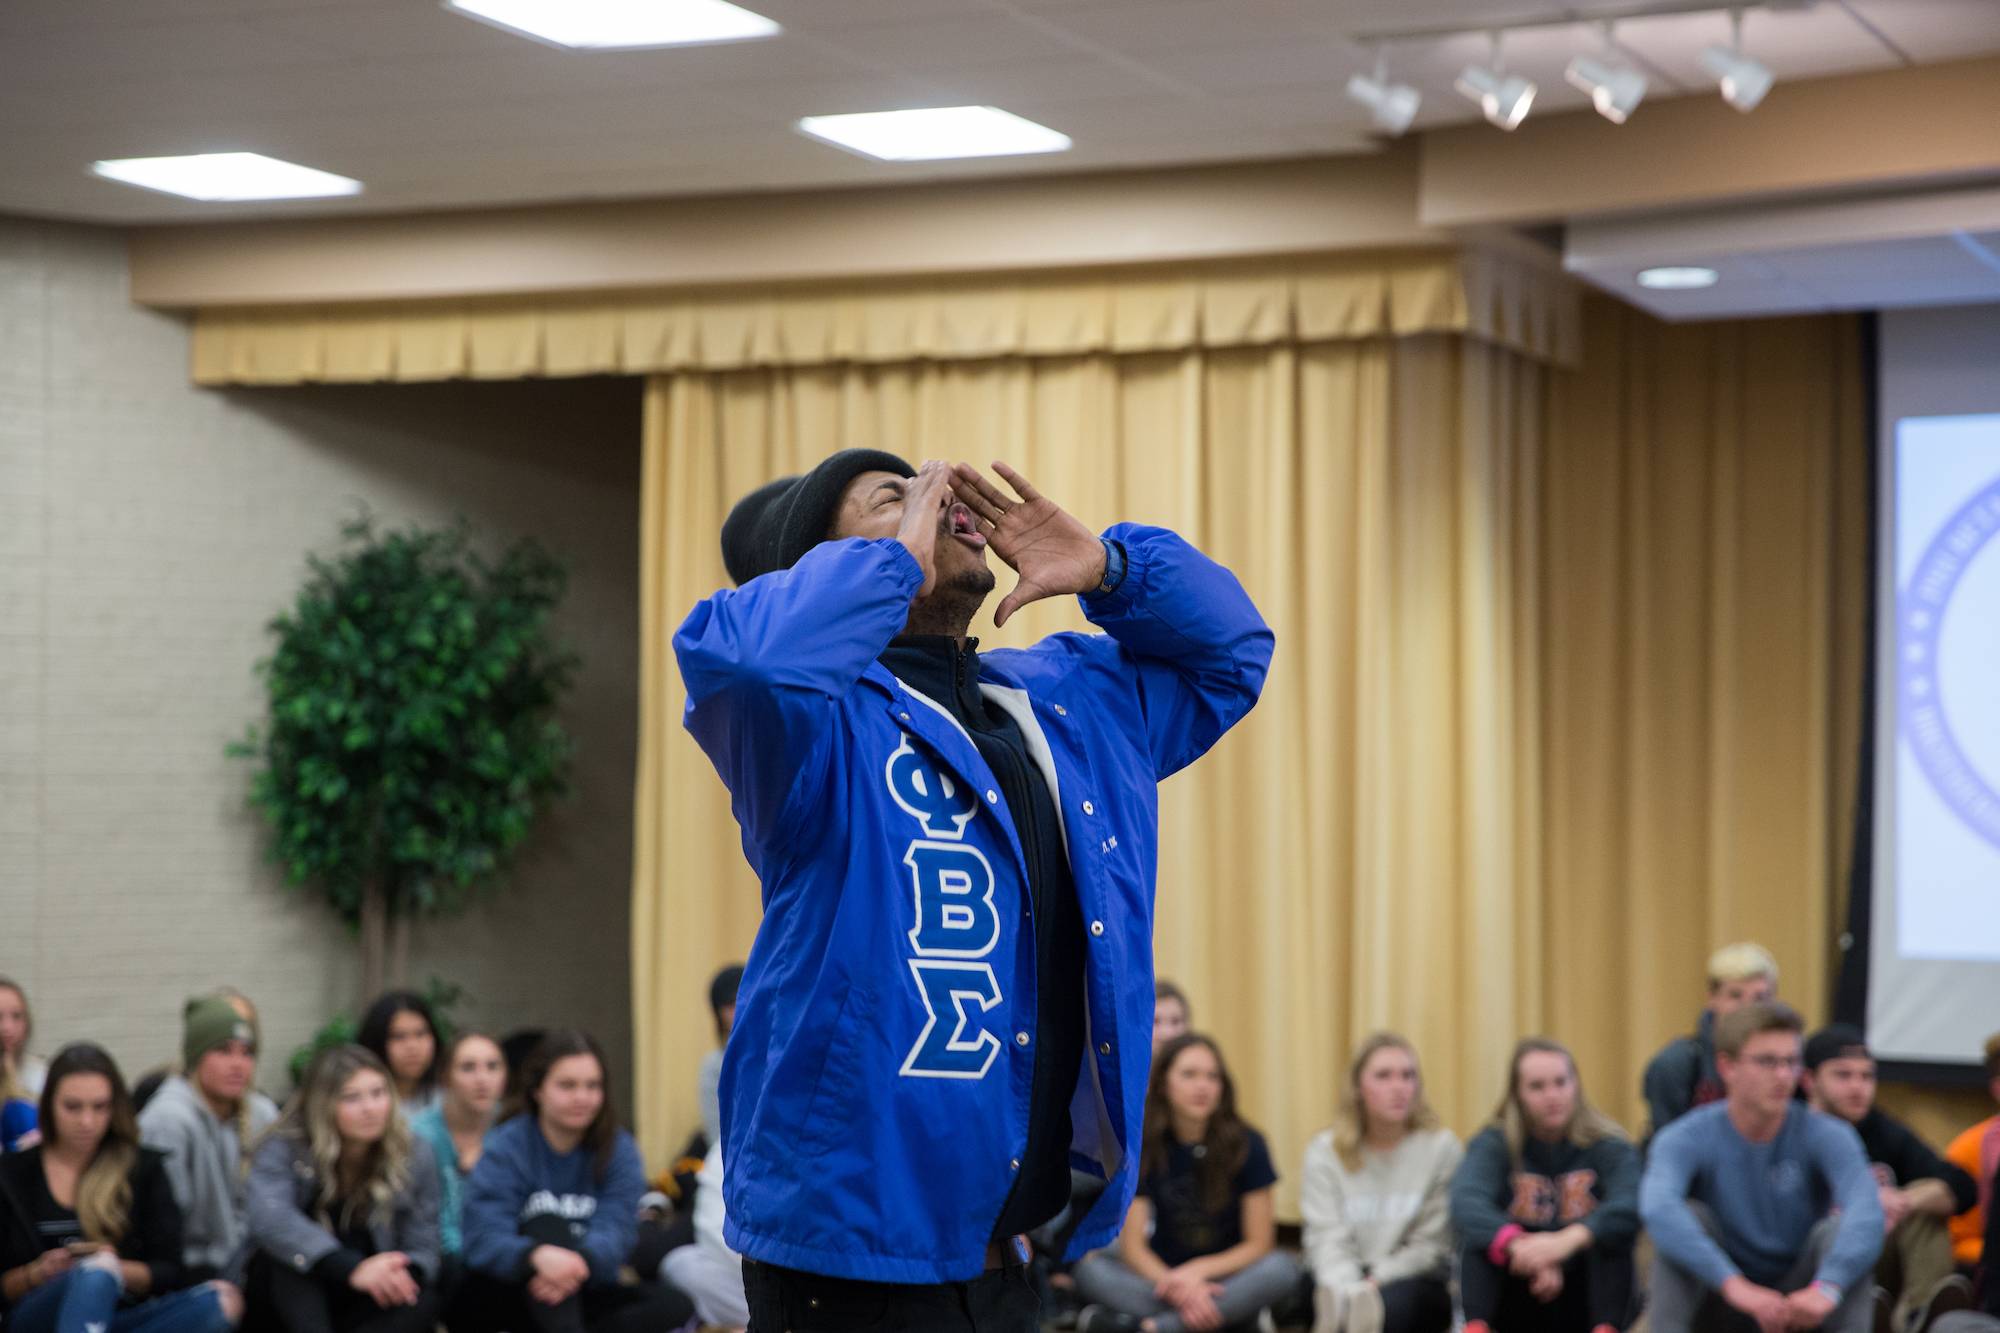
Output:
top-left (0, 215), bottom-right (643, 1104)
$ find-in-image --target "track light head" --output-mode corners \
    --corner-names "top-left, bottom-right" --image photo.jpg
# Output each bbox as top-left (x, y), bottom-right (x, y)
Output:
top-left (1455, 63), bottom-right (1537, 131)
top-left (1700, 44), bottom-right (1773, 110)
top-left (1565, 54), bottom-right (1648, 123)
top-left (1701, 9), bottom-right (1773, 111)
top-left (1346, 68), bottom-right (1422, 135)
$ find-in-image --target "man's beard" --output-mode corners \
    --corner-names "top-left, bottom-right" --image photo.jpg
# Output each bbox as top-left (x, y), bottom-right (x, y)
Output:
top-left (905, 563), bottom-right (995, 637)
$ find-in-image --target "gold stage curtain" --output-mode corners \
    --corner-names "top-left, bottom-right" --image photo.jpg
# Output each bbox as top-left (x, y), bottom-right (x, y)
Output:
top-left (1540, 297), bottom-right (1868, 1138)
top-left (186, 250), bottom-right (1577, 386)
top-left (632, 334), bottom-right (1554, 1219)
top-left (632, 296), bottom-right (1866, 1220)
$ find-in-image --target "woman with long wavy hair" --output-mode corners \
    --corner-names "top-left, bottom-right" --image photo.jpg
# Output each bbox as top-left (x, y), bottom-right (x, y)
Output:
top-left (1449, 1037), bottom-right (1639, 1333)
top-left (0, 1042), bottom-right (240, 1333)
top-left (1301, 1032), bottom-right (1462, 1333)
top-left (244, 1044), bottom-right (442, 1333)
top-left (1072, 1033), bottom-right (1301, 1333)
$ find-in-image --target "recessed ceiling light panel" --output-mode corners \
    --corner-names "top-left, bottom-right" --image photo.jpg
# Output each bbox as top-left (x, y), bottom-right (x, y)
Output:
top-left (446, 0), bottom-right (780, 50)
top-left (1637, 265), bottom-right (1721, 290)
top-left (90, 152), bottom-right (362, 201)
top-left (798, 106), bottom-right (1072, 162)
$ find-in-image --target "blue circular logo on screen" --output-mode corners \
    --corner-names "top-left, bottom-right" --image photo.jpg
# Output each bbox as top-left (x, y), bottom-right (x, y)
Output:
top-left (1900, 475), bottom-right (2000, 851)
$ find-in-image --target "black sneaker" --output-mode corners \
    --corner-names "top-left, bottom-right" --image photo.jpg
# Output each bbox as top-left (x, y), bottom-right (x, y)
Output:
top-left (1075, 1307), bottom-right (1144, 1333)
top-left (1908, 1273), bottom-right (1976, 1333)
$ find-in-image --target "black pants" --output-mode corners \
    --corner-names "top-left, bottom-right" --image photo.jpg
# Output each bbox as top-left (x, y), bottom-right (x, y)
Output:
top-left (254, 1256), bottom-right (445, 1333)
top-left (1378, 1276), bottom-right (1454, 1333)
top-left (447, 1268), bottom-right (694, 1333)
top-left (743, 1258), bottom-right (1041, 1333)
top-left (1459, 1242), bottom-right (1636, 1332)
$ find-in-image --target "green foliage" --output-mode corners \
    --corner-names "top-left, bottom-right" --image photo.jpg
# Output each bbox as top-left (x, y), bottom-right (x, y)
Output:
top-left (232, 514), bottom-right (577, 927)
top-left (288, 1011), bottom-right (358, 1090)
top-left (286, 975), bottom-right (467, 1090)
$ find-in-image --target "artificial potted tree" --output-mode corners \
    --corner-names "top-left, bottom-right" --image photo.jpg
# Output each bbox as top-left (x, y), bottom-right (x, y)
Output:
top-left (232, 514), bottom-right (576, 999)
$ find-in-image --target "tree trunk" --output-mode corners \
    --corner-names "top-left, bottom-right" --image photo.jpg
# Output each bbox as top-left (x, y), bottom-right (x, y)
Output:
top-left (388, 912), bottom-right (412, 990)
top-left (360, 879), bottom-right (387, 1004)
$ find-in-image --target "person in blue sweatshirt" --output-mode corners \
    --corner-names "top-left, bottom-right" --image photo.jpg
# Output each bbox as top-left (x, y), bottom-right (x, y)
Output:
top-left (456, 1031), bottom-right (693, 1333)
top-left (676, 450), bottom-right (1272, 1331)
top-left (1640, 1001), bottom-right (1884, 1333)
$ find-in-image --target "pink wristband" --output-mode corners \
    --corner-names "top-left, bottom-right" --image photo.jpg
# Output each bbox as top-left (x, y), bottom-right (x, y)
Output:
top-left (1488, 1225), bottom-right (1525, 1268)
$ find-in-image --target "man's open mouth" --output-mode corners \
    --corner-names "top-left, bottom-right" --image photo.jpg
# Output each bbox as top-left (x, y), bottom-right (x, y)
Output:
top-left (947, 503), bottom-right (986, 548)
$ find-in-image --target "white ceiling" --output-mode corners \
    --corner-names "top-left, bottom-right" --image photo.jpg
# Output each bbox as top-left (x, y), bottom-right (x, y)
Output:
top-left (2, 0), bottom-right (1998, 225)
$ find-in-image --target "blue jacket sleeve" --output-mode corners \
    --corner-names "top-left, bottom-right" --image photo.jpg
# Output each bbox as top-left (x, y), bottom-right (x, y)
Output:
top-left (1640, 1123), bottom-right (1741, 1290)
top-left (1812, 1117), bottom-right (1885, 1292)
top-left (578, 1136), bottom-right (644, 1283)
top-left (1448, 1128), bottom-right (1516, 1252)
top-left (1074, 524), bottom-right (1273, 779)
top-left (674, 538), bottom-right (925, 850)
top-left (461, 1129), bottom-right (534, 1279)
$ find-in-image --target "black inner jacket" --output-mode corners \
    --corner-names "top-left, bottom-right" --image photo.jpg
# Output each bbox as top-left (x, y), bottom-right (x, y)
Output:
top-left (878, 635), bottom-right (1088, 1242)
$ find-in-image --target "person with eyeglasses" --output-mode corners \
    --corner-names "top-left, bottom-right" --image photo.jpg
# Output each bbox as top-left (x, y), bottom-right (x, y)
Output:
top-left (1639, 1002), bottom-right (1884, 1333)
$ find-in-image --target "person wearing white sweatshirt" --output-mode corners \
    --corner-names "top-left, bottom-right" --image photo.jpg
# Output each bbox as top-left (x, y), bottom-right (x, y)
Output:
top-left (1300, 1033), bottom-right (1461, 1333)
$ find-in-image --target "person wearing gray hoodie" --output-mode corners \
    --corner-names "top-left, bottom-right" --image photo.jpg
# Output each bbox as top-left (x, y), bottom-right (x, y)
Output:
top-left (137, 996), bottom-right (279, 1282)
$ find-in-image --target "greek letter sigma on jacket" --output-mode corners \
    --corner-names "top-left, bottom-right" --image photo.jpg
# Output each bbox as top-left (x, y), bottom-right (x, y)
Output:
top-left (674, 522), bottom-right (1272, 1284)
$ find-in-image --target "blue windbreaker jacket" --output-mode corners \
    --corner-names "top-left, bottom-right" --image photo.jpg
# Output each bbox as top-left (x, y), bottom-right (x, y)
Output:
top-left (674, 522), bottom-right (1272, 1283)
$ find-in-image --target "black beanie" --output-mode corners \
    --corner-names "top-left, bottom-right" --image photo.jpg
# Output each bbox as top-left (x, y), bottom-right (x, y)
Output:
top-left (1803, 1023), bottom-right (1869, 1070)
top-left (720, 448), bottom-right (915, 585)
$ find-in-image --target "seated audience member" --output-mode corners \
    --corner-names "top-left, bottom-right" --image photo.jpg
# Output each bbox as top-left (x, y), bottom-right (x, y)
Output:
top-left (245, 1045), bottom-right (443, 1333)
top-left (1946, 1033), bottom-right (2000, 1272)
top-left (1, 979), bottom-right (48, 1102)
top-left (697, 964), bottom-right (742, 1151)
top-left (458, 1030), bottom-right (695, 1333)
top-left (659, 1144), bottom-right (745, 1332)
top-left (1074, 1033), bottom-right (1301, 1333)
top-left (1300, 1032), bottom-right (1462, 1333)
top-left (1641, 1001), bottom-right (1884, 1333)
top-left (1153, 981), bottom-right (1191, 1056)
top-left (1, 979), bottom-right (46, 1153)
top-left (357, 993), bottom-right (442, 1120)
top-left (1643, 942), bottom-right (1779, 1141)
top-left (0, 1043), bottom-right (241, 1333)
top-left (497, 1029), bottom-right (547, 1105)
top-left (410, 1031), bottom-right (505, 1265)
top-left (138, 995), bottom-right (279, 1281)
top-left (1804, 1024), bottom-right (1979, 1327)
top-left (1451, 1037), bottom-right (1640, 1333)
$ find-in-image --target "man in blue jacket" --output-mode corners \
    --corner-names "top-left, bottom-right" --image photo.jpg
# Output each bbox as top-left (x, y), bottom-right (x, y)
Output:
top-left (674, 448), bottom-right (1272, 1330)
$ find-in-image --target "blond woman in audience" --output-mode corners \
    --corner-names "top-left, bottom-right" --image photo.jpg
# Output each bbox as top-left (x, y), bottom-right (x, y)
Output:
top-left (1451, 1038), bottom-right (1639, 1333)
top-left (0, 979), bottom-right (47, 1103)
top-left (245, 1045), bottom-right (442, 1333)
top-left (1301, 1032), bottom-right (1462, 1333)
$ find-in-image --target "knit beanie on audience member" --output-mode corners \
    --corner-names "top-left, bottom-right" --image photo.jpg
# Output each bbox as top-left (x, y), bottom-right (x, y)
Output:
top-left (719, 449), bottom-right (915, 585)
top-left (182, 994), bottom-right (256, 1070)
top-left (1802, 1023), bottom-right (1869, 1071)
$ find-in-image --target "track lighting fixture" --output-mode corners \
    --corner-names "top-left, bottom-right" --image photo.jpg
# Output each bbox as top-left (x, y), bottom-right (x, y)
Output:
top-left (1347, 54), bottom-right (1422, 135)
top-left (1700, 9), bottom-right (1774, 111)
top-left (1456, 31), bottom-right (1536, 131)
top-left (1565, 25), bottom-right (1648, 123)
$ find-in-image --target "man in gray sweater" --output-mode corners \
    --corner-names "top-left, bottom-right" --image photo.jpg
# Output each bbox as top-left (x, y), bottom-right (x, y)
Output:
top-left (1641, 1001), bottom-right (1883, 1333)
top-left (137, 995), bottom-right (279, 1281)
